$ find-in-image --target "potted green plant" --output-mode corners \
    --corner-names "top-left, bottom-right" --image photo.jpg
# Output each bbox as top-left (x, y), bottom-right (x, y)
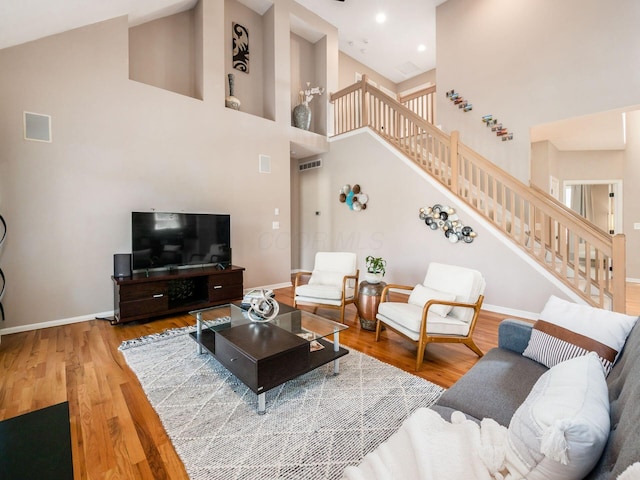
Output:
top-left (365, 255), bottom-right (386, 284)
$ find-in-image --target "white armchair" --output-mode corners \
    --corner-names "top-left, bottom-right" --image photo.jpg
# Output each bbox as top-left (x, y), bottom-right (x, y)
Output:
top-left (294, 252), bottom-right (359, 324)
top-left (375, 262), bottom-right (486, 370)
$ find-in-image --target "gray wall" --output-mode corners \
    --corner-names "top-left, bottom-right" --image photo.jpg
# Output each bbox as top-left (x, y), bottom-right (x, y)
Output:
top-left (0, 0), bottom-right (340, 330)
top-left (436, 0), bottom-right (640, 183)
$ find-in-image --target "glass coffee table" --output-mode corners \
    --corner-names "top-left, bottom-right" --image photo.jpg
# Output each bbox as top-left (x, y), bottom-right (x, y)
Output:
top-left (189, 302), bottom-right (349, 414)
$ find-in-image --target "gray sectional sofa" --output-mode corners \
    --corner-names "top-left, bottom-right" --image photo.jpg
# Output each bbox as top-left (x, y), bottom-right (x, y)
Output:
top-left (432, 318), bottom-right (640, 479)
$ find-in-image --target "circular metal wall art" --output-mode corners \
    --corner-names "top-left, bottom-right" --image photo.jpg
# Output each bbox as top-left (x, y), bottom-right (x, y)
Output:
top-left (419, 204), bottom-right (477, 244)
top-left (338, 184), bottom-right (369, 211)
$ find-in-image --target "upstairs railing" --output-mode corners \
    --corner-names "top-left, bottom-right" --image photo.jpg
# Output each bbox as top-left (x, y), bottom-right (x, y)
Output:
top-left (329, 76), bottom-right (626, 312)
top-left (399, 85), bottom-right (436, 124)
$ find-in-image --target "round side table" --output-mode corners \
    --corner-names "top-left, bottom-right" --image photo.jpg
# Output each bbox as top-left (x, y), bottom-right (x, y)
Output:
top-left (358, 281), bottom-right (387, 331)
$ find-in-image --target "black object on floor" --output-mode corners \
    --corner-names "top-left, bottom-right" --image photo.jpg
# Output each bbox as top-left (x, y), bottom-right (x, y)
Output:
top-left (0, 402), bottom-right (73, 480)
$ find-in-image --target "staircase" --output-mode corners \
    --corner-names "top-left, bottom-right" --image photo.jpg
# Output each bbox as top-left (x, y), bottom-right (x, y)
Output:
top-left (330, 76), bottom-right (626, 312)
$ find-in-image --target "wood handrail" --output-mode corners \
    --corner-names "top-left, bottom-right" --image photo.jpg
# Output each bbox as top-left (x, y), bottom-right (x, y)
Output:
top-left (329, 80), bottom-right (626, 311)
top-left (398, 85), bottom-right (436, 104)
top-left (367, 84), bottom-right (432, 127)
top-left (529, 184), bottom-right (612, 248)
top-left (456, 143), bottom-right (612, 251)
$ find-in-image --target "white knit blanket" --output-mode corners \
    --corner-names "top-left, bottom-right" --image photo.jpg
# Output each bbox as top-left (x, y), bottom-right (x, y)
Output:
top-left (342, 408), bottom-right (510, 480)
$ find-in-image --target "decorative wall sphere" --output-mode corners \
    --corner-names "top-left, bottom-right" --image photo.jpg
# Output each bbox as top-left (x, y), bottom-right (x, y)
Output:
top-left (361, 204), bottom-right (367, 210)
top-left (342, 184), bottom-right (351, 194)
top-left (463, 235), bottom-right (474, 243)
top-left (440, 212), bottom-right (448, 221)
top-left (352, 184), bottom-right (361, 194)
top-left (419, 212), bottom-right (427, 220)
top-left (429, 222), bottom-right (439, 230)
top-left (462, 226), bottom-right (473, 236)
top-left (425, 217), bottom-right (434, 225)
top-left (339, 193), bottom-right (346, 202)
top-left (449, 233), bottom-right (460, 243)
top-left (359, 193), bottom-right (369, 204)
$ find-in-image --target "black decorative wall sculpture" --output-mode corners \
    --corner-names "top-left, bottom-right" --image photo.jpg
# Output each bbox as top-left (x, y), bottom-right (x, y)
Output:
top-left (232, 22), bottom-right (249, 73)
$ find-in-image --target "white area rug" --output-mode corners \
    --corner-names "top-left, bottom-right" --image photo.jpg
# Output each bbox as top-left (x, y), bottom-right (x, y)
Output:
top-left (119, 327), bottom-right (444, 480)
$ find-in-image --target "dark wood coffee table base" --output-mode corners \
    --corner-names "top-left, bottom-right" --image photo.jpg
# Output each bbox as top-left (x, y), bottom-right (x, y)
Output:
top-left (190, 321), bottom-right (348, 414)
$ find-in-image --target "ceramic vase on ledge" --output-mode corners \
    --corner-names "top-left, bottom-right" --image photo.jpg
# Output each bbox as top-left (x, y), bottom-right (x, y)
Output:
top-left (292, 102), bottom-right (312, 130)
top-left (225, 73), bottom-right (241, 110)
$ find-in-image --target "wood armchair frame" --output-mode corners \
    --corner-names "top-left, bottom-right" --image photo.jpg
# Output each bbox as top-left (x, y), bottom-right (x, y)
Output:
top-left (293, 270), bottom-right (360, 324)
top-left (375, 284), bottom-right (484, 370)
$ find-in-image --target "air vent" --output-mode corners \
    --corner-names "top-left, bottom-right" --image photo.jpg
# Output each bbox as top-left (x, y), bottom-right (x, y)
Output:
top-left (395, 61), bottom-right (420, 76)
top-left (299, 158), bottom-right (322, 171)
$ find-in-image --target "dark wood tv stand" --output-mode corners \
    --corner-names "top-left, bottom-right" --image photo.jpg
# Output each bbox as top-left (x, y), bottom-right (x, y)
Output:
top-left (111, 265), bottom-right (244, 325)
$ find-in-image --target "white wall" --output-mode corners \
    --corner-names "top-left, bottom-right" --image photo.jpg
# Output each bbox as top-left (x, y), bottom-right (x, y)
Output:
top-left (436, 0), bottom-right (640, 183)
top-left (296, 129), bottom-right (576, 317)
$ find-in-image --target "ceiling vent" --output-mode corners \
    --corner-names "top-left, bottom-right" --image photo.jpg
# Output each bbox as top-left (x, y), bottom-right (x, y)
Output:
top-left (395, 61), bottom-right (420, 76)
top-left (299, 158), bottom-right (322, 172)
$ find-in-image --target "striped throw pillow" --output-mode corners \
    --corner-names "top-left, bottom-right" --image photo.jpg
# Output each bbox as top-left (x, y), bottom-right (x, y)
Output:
top-left (522, 296), bottom-right (638, 376)
top-left (524, 320), bottom-right (617, 374)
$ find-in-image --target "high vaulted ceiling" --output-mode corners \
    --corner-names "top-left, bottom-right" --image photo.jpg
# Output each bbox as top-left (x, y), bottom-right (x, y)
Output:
top-left (294, 0), bottom-right (446, 83)
top-left (0, 0), bottom-right (445, 84)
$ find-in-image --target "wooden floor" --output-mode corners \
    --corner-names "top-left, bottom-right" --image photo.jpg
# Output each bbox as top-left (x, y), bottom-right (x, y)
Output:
top-left (0, 283), bottom-right (638, 479)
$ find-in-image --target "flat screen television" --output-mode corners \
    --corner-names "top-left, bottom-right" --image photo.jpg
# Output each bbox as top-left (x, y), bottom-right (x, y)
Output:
top-left (131, 212), bottom-right (231, 272)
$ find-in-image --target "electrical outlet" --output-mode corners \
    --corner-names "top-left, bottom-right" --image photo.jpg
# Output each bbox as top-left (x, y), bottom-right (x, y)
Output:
top-left (272, 221), bottom-right (280, 230)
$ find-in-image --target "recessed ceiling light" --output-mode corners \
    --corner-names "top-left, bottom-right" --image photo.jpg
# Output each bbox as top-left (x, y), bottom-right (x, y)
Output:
top-left (417, 44), bottom-right (427, 52)
top-left (376, 12), bottom-right (386, 24)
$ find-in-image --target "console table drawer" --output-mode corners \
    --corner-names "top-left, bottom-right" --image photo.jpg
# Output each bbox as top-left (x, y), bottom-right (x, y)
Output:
top-left (119, 295), bottom-right (169, 317)
top-left (209, 284), bottom-right (243, 302)
top-left (208, 271), bottom-right (243, 302)
top-left (119, 282), bottom-right (168, 302)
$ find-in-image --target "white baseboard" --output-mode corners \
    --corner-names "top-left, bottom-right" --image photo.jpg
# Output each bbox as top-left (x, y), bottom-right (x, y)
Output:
top-left (245, 282), bottom-right (292, 293)
top-left (627, 277), bottom-right (640, 284)
top-left (481, 303), bottom-right (537, 321)
top-left (0, 310), bottom-right (115, 337)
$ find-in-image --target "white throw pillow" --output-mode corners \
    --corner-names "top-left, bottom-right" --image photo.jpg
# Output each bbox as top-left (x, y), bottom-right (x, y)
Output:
top-left (308, 270), bottom-right (346, 287)
top-left (523, 295), bottom-right (638, 375)
top-left (408, 284), bottom-right (456, 317)
top-left (506, 353), bottom-right (610, 480)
